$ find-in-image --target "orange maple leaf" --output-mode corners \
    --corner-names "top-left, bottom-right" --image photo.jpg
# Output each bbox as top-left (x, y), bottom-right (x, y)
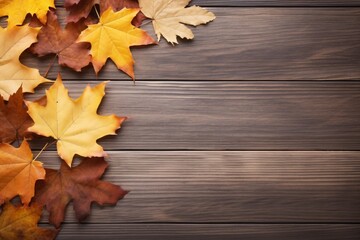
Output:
top-left (77, 8), bottom-right (155, 79)
top-left (0, 140), bottom-right (45, 205)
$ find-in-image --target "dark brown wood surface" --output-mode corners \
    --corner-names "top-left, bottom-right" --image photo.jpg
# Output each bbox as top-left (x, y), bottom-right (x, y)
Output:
top-left (20, 0), bottom-right (360, 239)
top-left (56, 224), bottom-right (360, 240)
top-left (24, 8), bottom-right (360, 80)
top-left (30, 81), bottom-right (360, 151)
top-left (41, 151), bottom-right (360, 224)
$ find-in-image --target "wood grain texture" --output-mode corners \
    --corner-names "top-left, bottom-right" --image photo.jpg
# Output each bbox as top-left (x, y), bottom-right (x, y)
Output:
top-left (21, 8), bottom-right (360, 80)
top-left (29, 81), bottom-right (360, 151)
top-left (54, 0), bottom-right (360, 7)
top-left (55, 224), bottom-right (360, 240)
top-left (3, 1), bottom-right (358, 238)
top-left (39, 151), bottom-right (360, 223)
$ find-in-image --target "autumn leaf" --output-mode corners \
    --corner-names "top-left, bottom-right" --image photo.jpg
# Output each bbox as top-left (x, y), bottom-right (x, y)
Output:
top-left (27, 75), bottom-right (126, 166)
top-left (139, 0), bottom-right (216, 44)
top-left (65, 0), bottom-right (145, 26)
top-left (0, 203), bottom-right (58, 240)
top-left (77, 8), bottom-right (155, 78)
top-left (0, 88), bottom-right (33, 144)
top-left (0, 140), bottom-right (45, 206)
top-left (35, 157), bottom-right (128, 228)
top-left (99, 0), bottom-right (146, 26)
top-left (0, 25), bottom-right (50, 100)
top-left (64, 0), bottom-right (94, 23)
top-left (0, 0), bottom-right (55, 28)
top-left (30, 11), bottom-right (91, 72)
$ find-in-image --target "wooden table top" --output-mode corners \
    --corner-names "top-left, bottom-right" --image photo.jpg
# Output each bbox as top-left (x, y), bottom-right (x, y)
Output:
top-left (31, 1), bottom-right (360, 239)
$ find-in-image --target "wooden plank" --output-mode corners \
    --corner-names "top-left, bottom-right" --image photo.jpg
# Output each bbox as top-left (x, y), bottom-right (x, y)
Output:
top-left (55, 224), bottom-right (360, 240)
top-left (54, 0), bottom-right (360, 7)
top-left (21, 8), bottom-right (360, 80)
top-left (30, 81), bottom-right (360, 151)
top-left (39, 151), bottom-right (360, 223)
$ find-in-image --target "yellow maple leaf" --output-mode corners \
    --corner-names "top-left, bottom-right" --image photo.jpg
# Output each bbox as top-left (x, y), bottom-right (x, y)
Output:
top-left (27, 75), bottom-right (126, 167)
top-left (0, 0), bottom-right (55, 28)
top-left (0, 25), bottom-right (50, 100)
top-left (139, 0), bottom-right (216, 44)
top-left (0, 140), bottom-right (45, 206)
top-left (77, 8), bottom-right (155, 79)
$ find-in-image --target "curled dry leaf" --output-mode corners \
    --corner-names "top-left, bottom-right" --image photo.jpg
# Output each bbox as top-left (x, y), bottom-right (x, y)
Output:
top-left (0, 203), bottom-right (58, 240)
top-left (30, 11), bottom-right (91, 72)
top-left (139, 0), bottom-right (216, 44)
top-left (0, 0), bottom-right (55, 28)
top-left (77, 8), bottom-right (155, 78)
top-left (0, 140), bottom-right (45, 206)
top-left (0, 87), bottom-right (33, 144)
top-left (35, 157), bottom-right (128, 228)
top-left (0, 25), bottom-right (50, 100)
top-left (27, 75), bottom-right (126, 166)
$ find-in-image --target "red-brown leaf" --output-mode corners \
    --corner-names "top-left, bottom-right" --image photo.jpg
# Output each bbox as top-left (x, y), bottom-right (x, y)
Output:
top-left (30, 11), bottom-right (91, 72)
top-left (0, 88), bottom-right (33, 144)
top-left (34, 157), bottom-right (128, 228)
top-left (65, 0), bottom-right (146, 26)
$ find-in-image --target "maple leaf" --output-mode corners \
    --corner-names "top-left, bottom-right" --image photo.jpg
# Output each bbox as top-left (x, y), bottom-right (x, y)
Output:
top-left (65, 0), bottom-right (145, 26)
top-left (0, 88), bottom-right (33, 144)
top-left (0, 0), bottom-right (55, 28)
top-left (27, 75), bottom-right (126, 166)
top-left (30, 11), bottom-right (91, 72)
top-left (0, 203), bottom-right (58, 240)
top-left (0, 25), bottom-right (50, 101)
top-left (139, 0), bottom-right (216, 44)
top-left (64, 0), bottom-right (94, 23)
top-left (0, 140), bottom-right (45, 206)
top-left (77, 8), bottom-right (155, 78)
top-left (35, 157), bottom-right (128, 228)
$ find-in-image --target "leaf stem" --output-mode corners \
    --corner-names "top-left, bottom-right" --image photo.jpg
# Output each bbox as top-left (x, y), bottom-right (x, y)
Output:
top-left (94, 6), bottom-right (100, 19)
top-left (33, 140), bottom-right (56, 161)
top-left (44, 54), bottom-right (58, 78)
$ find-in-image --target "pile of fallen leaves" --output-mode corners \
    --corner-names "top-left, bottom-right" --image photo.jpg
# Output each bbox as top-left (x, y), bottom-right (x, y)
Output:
top-left (0, 0), bottom-right (215, 239)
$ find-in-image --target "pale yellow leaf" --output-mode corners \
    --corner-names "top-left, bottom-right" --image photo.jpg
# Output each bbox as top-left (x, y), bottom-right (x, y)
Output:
top-left (139, 0), bottom-right (216, 44)
top-left (0, 25), bottom-right (50, 100)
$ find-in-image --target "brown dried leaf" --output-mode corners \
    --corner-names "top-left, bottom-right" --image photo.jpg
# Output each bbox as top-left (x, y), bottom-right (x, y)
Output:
top-left (31, 11), bottom-right (91, 72)
top-left (35, 157), bottom-right (128, 228)
top-left (0, 88), bottom-right (33, 144)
